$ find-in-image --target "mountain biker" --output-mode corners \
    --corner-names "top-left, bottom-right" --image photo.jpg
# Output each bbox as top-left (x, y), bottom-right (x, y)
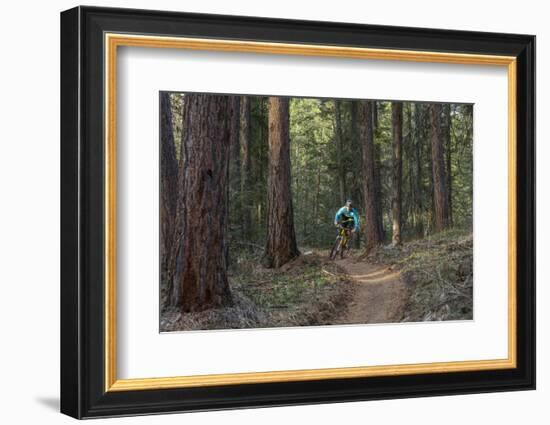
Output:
top-left (334, 199), bottom-right (360, 237)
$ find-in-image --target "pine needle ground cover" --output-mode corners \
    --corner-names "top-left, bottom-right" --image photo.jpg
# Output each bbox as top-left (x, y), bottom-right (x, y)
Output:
top-left (160, 252), bottom-right (353, 331)
top-left (160, 228), bottom-right (472, 331)
top-left (367, 229), bottom-right (473, 322)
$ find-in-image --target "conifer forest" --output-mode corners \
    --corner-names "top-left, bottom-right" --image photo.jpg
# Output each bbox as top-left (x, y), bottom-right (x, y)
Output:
top-left (160, 92), bottom-right (474, 331)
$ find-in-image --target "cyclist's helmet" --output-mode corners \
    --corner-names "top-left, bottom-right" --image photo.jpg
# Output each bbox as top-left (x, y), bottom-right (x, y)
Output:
top-left (345, 199), bottom-right (353, 208)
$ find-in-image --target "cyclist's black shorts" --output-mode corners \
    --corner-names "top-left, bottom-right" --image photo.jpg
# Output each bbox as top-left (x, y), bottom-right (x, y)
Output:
top-left (340, 218), bottom-right (355, 230)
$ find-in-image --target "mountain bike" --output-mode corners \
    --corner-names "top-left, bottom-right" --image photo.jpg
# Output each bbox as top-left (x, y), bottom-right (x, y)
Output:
top-left (329, 217), bottom-right (354, 260)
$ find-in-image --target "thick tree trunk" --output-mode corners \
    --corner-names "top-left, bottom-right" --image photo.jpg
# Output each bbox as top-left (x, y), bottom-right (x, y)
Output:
top-left (372, 102), bottom-right (385, 240)
top-left (170, 94), bottom-right (232, 311)
top-left (391, 102), bottom-right (403, 245)
top-left (160, 93), bottom-right (179, 288)
top-left (263, 97), bottom-right (300, 268)
top-left (229, 96), bottom-right (241, 223)
top-left (335, 100), bottom-right (346, 204)
top-left (240, 96), bottom-right (252, 239)
top-left (429, 104), bottom-right (451, 232)
top-left (359, 101), bottom-right (384, 248)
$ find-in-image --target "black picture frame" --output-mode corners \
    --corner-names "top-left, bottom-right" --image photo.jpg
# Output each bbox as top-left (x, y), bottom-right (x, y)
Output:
top-left (61, 5), bottom-right (535, 419)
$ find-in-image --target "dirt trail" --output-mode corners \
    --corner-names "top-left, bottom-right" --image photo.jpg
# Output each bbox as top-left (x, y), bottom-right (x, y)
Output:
top-left (334, 255), bottom-right (408, 324)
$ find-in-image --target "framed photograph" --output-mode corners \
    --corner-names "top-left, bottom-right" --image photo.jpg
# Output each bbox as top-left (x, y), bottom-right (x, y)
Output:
top-left (60, 6), bottom-right (535, 419)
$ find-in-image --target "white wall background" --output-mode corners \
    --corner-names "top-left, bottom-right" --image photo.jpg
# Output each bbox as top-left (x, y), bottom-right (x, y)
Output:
top-left (0, 0), bottom-right (544, 423)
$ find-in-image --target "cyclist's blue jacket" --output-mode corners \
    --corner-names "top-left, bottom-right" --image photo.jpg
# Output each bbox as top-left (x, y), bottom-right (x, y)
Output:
top-left (334, 207), bottom-right (360, 231)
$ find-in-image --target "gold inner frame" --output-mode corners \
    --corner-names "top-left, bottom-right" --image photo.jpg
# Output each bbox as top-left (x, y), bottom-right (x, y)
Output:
top-left (104, 33), bottom-right (517, 392)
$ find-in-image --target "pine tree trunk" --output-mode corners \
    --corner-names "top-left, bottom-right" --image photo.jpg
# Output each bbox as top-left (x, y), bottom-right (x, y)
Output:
top-left (403, 103), bottom-right (416, 230)
top-left (372, 101), bottom-right (379, 131)
top-left (429, 104), bottom-right (451, 232)
top-left (254, 97), bottom-right (266, 236)
top-left (443, 104), bottom-right (453, 226)
top-left (372, 102), bottom-right (385, 240)
top-left (160, 93), bottom-right (179, 288)
top-left (170, 94), bottom-right (232, 311)
top-left (359, 100), bottom-right (384, 248)
top-left (413, 104), bottom-right (424, 236)
top-left (351, 101), bottom-right (362, 249)
top-left (335, 100), bottom-right (346, 204)
top-left (229, 96), bottom-right (241, 226)
top-left (314, 163), bottom-right (321, 225)
top-left (391, 102), bottom-right (403, 245)
top-left (240, 96), bottom-right (252, 239)
top-left (263, 97), bottom-right (300, 268)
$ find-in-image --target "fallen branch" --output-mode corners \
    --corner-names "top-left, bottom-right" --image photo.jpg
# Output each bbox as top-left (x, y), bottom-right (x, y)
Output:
top-left (321, 268), bottom-right (339, 277)
top-left (232, 241), bottom-right (264, 251)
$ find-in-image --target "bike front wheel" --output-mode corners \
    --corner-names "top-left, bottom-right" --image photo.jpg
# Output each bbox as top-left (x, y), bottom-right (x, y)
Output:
top-left (341, 234), bottom-right (352, 259)
top-left (330, 236), bottom-right (343, 260)
top-left (341, 241), bottom-right (351, 258)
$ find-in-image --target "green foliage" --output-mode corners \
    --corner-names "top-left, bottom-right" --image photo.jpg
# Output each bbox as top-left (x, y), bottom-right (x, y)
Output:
top-left (288, 98), bottom-right (473, 247)
top-left (290, 98), bottom-right (338, 246)
top-left (175, 93), bottom-right (473, 251)
top-left (449, 104), bottom-right (474, 227)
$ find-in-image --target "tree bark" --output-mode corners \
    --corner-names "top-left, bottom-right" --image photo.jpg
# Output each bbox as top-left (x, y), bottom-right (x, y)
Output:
top-left (160, 93), bottom-right (179, 287)
top-left (372, 102), bottom-right (384, 240)
top-left (391, 102), bottom-right (403, 245)
top-left (229, 96), bottom-right (241, 222)
top-left (240, 96), bottom-right (252, 239)
top-left (443, 104), bottom-right (453, 226)
top-left (170, 94), bottom-right (232, 311)
top-left (413, 104), bottom-right (425, 236)
top-left (351, 101), bottom-right (362, 249)
top-left (372, 101), bottom-right (379, 132)
top-left (405, 103), bottom-right (414, 231)
top-left (429, 104), bottom-right (451, 232)
top-left (335, 100), bottom-right (346, 204)
top-left (263, 97), bottom-right (300, 268)
top-left (359, 101), bottom-right (384, 248)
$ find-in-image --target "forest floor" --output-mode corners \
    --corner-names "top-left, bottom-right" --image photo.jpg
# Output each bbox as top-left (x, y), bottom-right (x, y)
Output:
top-left (364, 229), bottom-right (473, 322)
top-left (160, 229), bottom-right (473, 332)
top-left (160, 251), bottom-right (354, 332)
